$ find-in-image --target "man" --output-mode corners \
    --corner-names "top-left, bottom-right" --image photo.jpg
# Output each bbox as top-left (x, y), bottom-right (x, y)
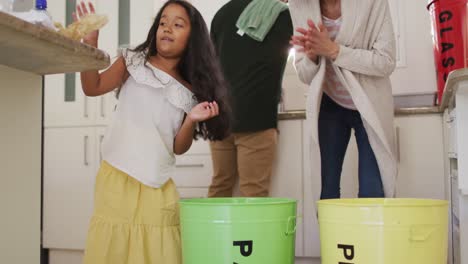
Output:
top-left (209, 0), bottom-right (293, 197)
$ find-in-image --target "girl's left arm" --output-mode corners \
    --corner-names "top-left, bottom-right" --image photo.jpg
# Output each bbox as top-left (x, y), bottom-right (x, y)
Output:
top-left (173, 102), bottom-right (219, 155)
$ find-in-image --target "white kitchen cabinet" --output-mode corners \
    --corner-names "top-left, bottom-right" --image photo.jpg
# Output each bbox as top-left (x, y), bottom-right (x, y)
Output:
top-left (44, 74), bottom-right (96, 127)
top-left (43, 127), bottom-right (102, 250)
top-left (178, 188), bottom-right (210, 199)
top-left (173, 155), bottom-right (214, 188)
top-left (48, 250), bottom-right (84, 264)
top-left (95, 92), bottom-right (118, 126)
top-left (394, 114), bottom-right (446, 199)
top-left (172, 139), bottom-right (214, 189)
top-left (443, 72), bottom-right (468, 264)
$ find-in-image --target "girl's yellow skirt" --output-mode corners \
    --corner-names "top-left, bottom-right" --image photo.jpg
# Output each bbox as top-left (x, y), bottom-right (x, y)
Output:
top-left (83, 161), bottom-right (181, 264)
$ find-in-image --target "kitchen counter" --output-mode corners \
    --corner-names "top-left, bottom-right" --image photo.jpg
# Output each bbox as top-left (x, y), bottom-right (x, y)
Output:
top-left (279, 67), bottom-right (468, 121)
top-left (440, 68), bottom-right (468, 111)
top-left (279, 106), bottom-right (442, 120)
top-left (0, 10), bottom-right (109, 263)
top-left (438, 68), bottom-right (468, 264)
top-left (0, 11), bottom-right (109, 75)
top-left (279, 68), bottom-right (468, 120)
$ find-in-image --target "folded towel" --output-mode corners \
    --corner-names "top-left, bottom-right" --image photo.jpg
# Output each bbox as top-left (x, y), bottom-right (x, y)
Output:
top-left (236, 0), bottom-right (288, 42)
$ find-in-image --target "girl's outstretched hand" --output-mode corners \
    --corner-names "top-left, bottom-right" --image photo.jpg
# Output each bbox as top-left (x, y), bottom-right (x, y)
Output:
top-left (188, 101), bottom-right (219, 123)
top-left (73, 1), bottom-right (99, 46)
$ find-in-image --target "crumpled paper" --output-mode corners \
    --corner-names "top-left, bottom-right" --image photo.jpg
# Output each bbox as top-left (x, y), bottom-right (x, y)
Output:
top-left (55, 14), bottom-right (108, 41)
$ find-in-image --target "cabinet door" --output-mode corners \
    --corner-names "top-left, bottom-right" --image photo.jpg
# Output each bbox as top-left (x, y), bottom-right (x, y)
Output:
top-left (270, 120), bottom-right (304, 256)
top-left (185, 139), bottom-right (211, 155)
top-left (95, 127), bottom-right (108, 164)
top-left (172, 139), bottom-right (213, 188)
top-left (44, 74), bottom-right (98, 127)
top-left (178, 188), bottom-right (209, 199)
top-left (43, 128), bottom-right (98, 250)
top-left (394, 114), bottom-right (445, 199)
top-left (173, 155), bottom-right (213, 188)
top-left (95, 92), bottom-right (118, 126)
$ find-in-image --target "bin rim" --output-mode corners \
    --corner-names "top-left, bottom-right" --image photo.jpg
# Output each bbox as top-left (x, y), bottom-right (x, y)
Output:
top-left (317, 198), bottom-right (448, 207)
top-left (427, 0), bottom-right (468, 10)
top-left (427, 0), bottom-right (438, 10)
top-left (179, 197), bottom-right (297, 206)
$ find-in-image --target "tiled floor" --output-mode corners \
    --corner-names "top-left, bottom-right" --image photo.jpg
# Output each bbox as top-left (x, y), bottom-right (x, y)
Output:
top-left (48, 250), bottom-right (321, 264)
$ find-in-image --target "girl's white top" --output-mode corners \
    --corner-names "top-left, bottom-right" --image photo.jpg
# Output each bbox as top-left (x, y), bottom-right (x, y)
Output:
top-left (101, 49), bottom-right (197, 188)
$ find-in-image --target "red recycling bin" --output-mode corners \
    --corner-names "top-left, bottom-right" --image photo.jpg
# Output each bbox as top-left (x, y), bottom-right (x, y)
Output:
top-left (427, 0), bottom-right (468, 104)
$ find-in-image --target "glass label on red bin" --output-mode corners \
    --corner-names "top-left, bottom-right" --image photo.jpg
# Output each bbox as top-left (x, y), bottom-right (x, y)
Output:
top-left (428, 0), bottom-right (468, 103)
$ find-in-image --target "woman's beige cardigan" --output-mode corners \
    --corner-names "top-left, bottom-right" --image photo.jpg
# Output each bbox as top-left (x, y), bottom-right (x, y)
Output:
top-left (289, 0), bottom-right (398, 202)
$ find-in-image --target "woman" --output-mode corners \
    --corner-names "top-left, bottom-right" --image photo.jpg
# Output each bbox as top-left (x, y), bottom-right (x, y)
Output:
top-left (289, 0), bottom-right (398, 200)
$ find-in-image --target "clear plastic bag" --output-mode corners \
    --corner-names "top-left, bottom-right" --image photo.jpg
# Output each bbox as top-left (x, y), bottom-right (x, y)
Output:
top-left (54, 14), bottom-right (108, 41)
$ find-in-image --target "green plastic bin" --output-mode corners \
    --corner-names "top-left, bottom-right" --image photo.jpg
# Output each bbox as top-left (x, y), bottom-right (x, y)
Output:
top-left (179, 198), bottom-right (297, 264)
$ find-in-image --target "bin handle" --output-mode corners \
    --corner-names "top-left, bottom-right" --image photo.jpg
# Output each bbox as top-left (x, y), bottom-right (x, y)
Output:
top-left (285, 216), bottom-right (301, 236)
top-left (410, 225), bottom-right (437, 242)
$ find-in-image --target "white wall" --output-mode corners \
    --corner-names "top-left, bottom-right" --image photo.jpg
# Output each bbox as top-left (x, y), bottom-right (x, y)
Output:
top-left (130, 0), bottom-right (156, 45)
top-left (130, 0), bottom-right (230, 45)
top-left (390, 0), bottom-right (437, 95)
top-left (132, 0), bottom-right (438, 97)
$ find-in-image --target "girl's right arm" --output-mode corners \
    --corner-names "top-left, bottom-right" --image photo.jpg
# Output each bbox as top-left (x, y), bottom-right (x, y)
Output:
top-left (75, 2), bottom-right (129, 97)
top-left (81, 57), bottom-right (128, 97)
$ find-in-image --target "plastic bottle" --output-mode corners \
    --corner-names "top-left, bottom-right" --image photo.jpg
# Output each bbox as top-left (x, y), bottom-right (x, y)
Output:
top-left (10, 0), bottom-right (55, 30)
top-left (31, 0), bottom-right (55, 29)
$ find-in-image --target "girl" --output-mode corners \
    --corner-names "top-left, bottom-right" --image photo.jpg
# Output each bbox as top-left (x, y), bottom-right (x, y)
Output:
top-left (73, 1), bottom-right (230, 263)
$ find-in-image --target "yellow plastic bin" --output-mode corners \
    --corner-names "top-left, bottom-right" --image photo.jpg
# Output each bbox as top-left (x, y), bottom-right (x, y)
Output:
top-left (317, 198), bottom-right (448, 264)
